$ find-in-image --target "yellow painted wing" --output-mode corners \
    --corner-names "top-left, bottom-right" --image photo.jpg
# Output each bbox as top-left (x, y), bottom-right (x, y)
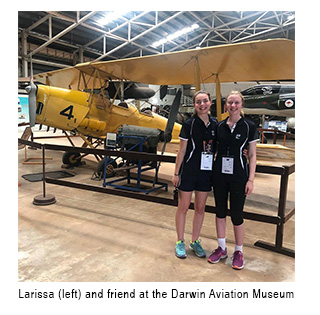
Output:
top-left (34, 39), bottom-right (294, 89)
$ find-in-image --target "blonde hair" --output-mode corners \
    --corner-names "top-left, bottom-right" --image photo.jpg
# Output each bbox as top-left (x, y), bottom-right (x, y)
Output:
top-left (225, 90), bottom-right (245, 116)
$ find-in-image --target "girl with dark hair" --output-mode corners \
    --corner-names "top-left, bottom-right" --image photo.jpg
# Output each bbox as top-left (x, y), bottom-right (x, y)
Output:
top-left (172, 90), bottom-right (218, 259)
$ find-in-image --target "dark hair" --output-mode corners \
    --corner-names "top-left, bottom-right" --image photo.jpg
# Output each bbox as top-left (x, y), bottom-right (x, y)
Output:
top-left (192, 90), bottom-right (211, 104)
top-left (192, 90), bottom-right (211, 116)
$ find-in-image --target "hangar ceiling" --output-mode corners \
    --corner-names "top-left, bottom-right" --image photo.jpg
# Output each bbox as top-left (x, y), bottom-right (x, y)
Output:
top-left (18, 11), bottom-right (295, 77)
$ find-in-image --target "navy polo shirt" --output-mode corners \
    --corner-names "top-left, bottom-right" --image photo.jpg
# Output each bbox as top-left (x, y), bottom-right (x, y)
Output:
top-left (179, 114), bottom-right (218, 176)
top-left (214, 116), bottom-right (259, 180)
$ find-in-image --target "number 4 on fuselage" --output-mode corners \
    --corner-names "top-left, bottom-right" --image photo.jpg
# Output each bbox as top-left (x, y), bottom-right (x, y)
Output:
top-left (60, 105), bottom-right (75, 120)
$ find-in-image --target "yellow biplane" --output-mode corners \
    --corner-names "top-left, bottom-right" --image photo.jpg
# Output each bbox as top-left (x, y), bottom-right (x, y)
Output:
top-left (27, 38), bottom-right (295, 166)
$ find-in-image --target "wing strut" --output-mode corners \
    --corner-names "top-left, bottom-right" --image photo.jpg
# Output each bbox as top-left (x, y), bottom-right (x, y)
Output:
top-left (194, 57), bottom-right (201, 92)
top-left (216, 74), bottom-right (222, 121)
top-left (215, 74), bottom-right (228, 121)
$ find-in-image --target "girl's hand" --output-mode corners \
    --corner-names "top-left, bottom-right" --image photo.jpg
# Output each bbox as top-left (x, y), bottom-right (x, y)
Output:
top-left (172, 174), bottom-right (180, 188)
top-left (245, 180), bottom-right (254, 195)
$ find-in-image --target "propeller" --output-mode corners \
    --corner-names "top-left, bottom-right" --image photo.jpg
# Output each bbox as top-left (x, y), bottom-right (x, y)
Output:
top-left (162, 89), bottom-right (182, 151)
top-left (154, 89), bottom-right (182, 185)
top-left (25, 59), bottom-right (37, 127)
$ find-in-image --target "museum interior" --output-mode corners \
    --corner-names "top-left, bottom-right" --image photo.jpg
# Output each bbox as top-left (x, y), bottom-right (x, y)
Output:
top-left (17, 11), bottom-right (296, 286)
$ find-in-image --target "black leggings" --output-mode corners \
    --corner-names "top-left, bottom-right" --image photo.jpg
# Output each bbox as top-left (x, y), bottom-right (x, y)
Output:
top-left (213, 176), bottom-right (246, 226)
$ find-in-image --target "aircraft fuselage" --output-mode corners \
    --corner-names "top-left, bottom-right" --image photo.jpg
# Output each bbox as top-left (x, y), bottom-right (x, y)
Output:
top-left (35, 85), bottom-right (181, 139)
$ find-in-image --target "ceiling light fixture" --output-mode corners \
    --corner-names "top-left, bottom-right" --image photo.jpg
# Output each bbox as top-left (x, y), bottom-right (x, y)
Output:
top-left (97, 11), bottom-right (128, 26)
top-left (286, 14), bottom-right (295, 21)
top-left (152, 23), bottom-right (199, 48)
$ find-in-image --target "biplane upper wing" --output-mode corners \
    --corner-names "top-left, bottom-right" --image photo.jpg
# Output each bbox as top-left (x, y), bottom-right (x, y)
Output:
top-left (34, 39), bottom-right (294, 89)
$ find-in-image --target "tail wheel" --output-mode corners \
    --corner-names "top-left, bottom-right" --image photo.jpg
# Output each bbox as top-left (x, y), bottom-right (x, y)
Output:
top-left (62, 152), bottom-right (82, 167)
top-left (97, 158), bottom-right (117, 178)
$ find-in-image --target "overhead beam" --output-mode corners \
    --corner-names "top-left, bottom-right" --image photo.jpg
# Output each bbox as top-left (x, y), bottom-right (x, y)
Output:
top-left (168, 11), bottom-right (269, 52)
top-left (232, 11), bottom-right (269, 42)
top-left (18, 14), bottom-right (50, 39)
top-left (28, 11), bottom-right (97, 58)
top-left (93, 11), bottom-right (184, 61)
top-left (46, 11), bottom-right (150, 46)
top-left (18, 10), bottom-right (295, 73)
top-left (188, 11), bottom-right (228, 44)
top-left (204, 12), bottom-right (294, 45)
top-left (52, 11), bottom-right (160, 58)
top-left (18, 55), bottom-right (69, 69)
top-left (232, 20), bottom-right (295, 43)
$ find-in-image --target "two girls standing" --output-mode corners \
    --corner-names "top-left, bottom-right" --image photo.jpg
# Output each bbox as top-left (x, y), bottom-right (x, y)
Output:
top-left (172, 90), bottom-right (259, 270)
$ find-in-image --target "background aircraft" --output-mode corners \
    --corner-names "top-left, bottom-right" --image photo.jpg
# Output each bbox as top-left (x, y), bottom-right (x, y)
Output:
top-left (240, 84), bottom-right (295, 134)
top-left (211, 83), bottom-right (295, 118)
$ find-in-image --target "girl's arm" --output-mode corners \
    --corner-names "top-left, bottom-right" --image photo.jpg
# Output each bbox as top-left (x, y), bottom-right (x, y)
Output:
top-left (172, 140), bottom-right (187, 187)
top-left (245, 141), bottom-right (257, 195)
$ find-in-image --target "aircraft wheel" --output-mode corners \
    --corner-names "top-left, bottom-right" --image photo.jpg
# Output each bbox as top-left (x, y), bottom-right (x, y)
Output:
top-left (97, 158), bottom-right (117, 178)
top-left (62, 152), bottom-right (82, 167)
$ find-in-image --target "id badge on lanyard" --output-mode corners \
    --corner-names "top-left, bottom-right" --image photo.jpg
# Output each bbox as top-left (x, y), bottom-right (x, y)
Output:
top-left (200, 140), bottom-right (213, 171)
top-left (221, 128), bottom-right (234, 175)
top-left (222, 156), bottom-right (234, 174)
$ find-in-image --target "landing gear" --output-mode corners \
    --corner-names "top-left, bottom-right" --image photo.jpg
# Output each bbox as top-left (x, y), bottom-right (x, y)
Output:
top-left (62, 152), bottom-right (82, 167)
top-left (62, 134), bottom-right (102, 167)
top-left (97, 158), bottom-right (117, 178)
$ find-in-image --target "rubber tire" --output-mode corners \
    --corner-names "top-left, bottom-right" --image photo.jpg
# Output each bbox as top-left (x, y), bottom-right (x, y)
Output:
top-left (62, 152), bottom-right (82, 167)
top-left (97, 158), bottom-right (117, 178)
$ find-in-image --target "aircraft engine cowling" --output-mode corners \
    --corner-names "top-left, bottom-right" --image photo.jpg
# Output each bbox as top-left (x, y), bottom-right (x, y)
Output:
top-left (35, 85), bottom-right (90, 131)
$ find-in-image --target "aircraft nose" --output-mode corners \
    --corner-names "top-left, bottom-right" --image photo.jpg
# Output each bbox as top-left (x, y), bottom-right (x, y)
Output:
top-left (25, 85), bottom-right (32, 94)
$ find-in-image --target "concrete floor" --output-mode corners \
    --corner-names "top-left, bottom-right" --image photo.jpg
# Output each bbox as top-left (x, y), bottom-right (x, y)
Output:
top-left (18, 132), bottom-right (295, 282)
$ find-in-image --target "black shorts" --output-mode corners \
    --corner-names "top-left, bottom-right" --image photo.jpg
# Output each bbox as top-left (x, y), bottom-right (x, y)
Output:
top-left (178, 172), bottom-right (212, 192)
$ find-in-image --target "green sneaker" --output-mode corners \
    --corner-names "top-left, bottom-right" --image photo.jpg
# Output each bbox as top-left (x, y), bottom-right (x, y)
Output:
top-left (189, 240), bottom-right (206, 258)
top-left (175, 240), bottom-right (187, 259)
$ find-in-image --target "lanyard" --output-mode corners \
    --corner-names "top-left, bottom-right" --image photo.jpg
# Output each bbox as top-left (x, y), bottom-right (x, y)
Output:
top-left (224, 122), bottom-right (237, 156)
top-left (203, 139), bottom-right (213, 153)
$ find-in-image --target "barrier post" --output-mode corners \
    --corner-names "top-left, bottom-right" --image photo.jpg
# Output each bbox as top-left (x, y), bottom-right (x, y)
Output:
top-left (33, 144), bottom-right (56, 206)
